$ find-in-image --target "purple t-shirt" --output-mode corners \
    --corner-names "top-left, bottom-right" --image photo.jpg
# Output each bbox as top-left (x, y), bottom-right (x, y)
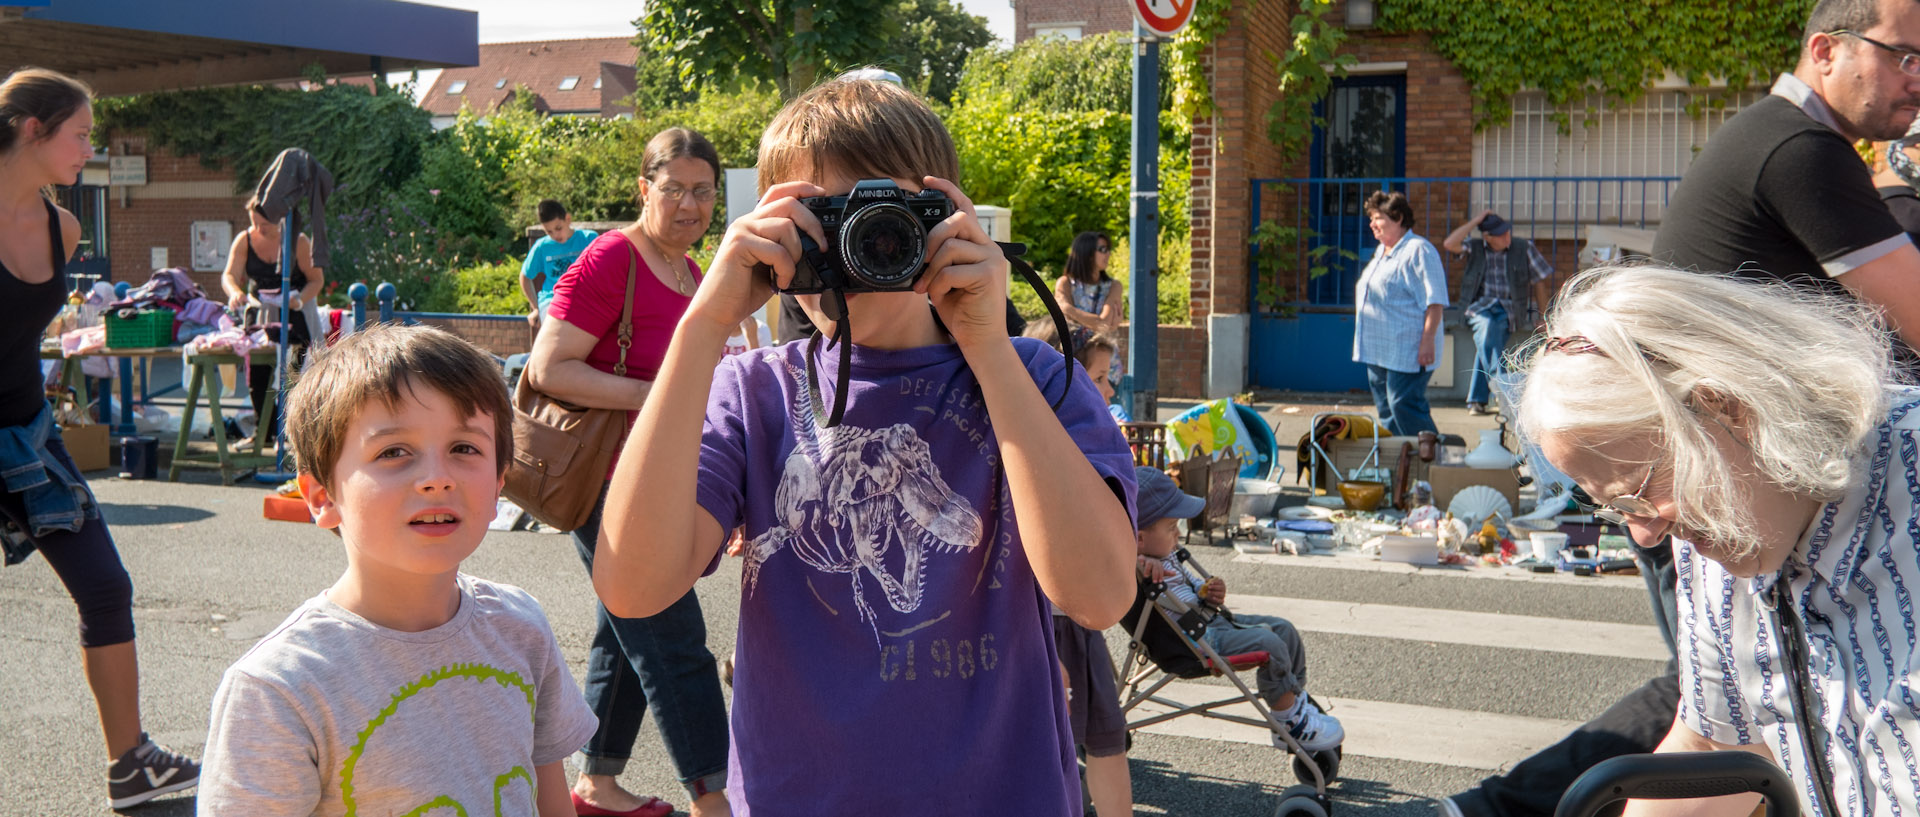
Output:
top-left (696, 336), bottom-right (1137, 816)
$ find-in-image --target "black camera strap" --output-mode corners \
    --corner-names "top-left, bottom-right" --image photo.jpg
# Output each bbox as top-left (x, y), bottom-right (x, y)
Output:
top-left (803, 289), bottom-right (855, 429)
top-left (802, 241), bottom-right (1079, 429)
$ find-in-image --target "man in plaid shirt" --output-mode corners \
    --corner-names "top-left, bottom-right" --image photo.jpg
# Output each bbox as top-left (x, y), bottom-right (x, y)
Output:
top-left (1442, 211), bottom-right (1553, 416)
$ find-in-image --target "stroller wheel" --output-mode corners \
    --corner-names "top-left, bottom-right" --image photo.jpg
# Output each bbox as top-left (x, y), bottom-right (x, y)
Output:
top-left (1273, 785), bottom-right (1332, 817)
top-left (1292, 747), bottom-right (1341, 786)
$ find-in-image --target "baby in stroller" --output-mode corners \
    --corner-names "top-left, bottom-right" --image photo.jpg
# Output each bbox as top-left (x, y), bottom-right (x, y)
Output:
top-left (1133, 465), bottom-right (1345, 752)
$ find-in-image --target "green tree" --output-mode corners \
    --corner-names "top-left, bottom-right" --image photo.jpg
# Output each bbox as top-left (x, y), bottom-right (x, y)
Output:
top-left (885, 0), bottom-right (994, 105)
top-left (954, 32), bottom-right (1172, 114)
top-left (639, 0), bottom-right (898, 99)
top-left (631, 51), bottom-right (703, 111)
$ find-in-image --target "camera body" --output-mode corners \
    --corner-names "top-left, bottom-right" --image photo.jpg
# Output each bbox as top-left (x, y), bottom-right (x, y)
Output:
top-left (776, 178), bottom-right (955, 294)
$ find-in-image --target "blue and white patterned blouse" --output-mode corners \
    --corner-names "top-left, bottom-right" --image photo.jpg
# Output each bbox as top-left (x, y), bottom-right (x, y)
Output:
top-left (1352, 231), bottom-right (1449, 373)
top-left (1678, 387), bottom-right (1920, 817)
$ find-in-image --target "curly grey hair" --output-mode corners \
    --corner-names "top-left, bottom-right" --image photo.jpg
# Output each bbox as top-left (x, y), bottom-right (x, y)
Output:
top-left (1515, 264), bottom-right (1893, 559)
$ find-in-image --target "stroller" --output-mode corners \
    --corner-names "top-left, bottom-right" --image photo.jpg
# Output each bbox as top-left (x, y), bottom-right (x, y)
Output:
top-left (1555, 751), bottom-right (1797, 817)
top-left (1118, 546), bottom-right (1341, 817)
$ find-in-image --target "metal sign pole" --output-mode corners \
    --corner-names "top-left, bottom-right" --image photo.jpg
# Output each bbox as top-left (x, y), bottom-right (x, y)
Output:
top-left (1126, 21), bottom-right (1161, 423)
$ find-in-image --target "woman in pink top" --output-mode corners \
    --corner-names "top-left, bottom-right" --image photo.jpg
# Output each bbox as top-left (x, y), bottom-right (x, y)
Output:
top-left (524, 127), bottom-right (729, 817)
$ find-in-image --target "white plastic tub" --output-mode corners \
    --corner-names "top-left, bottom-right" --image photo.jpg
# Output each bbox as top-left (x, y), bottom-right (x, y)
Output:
top-left (1231, 478), bottom-right (1284, 519)
top-left (1379, 534), bottom-right (1440, 566)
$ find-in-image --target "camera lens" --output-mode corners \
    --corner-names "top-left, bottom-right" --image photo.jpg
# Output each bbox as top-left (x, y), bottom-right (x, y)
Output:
top-left (840, 203), bottom-right (925, 287)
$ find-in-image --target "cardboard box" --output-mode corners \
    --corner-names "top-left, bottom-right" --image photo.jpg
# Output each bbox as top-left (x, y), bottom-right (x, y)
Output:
top-left (1427, 464), bottom-right (1521, 517)
top-left (60, 423), bottom-right (109, 472)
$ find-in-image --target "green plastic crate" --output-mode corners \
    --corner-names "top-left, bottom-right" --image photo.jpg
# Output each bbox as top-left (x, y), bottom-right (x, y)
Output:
top-left (104, 310), bottom-right (175, 349)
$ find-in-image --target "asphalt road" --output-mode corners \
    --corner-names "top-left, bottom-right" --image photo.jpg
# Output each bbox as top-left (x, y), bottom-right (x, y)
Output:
top-left (0, 470), bottom-right (1662, 816)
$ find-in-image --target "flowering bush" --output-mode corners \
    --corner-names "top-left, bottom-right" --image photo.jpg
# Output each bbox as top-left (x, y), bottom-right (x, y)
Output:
top-left (327, 192), bottom-right (511, 313)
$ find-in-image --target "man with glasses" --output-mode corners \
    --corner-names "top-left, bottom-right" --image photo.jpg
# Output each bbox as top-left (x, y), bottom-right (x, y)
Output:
top-left (1653, 0), bottom-right (1920, 356)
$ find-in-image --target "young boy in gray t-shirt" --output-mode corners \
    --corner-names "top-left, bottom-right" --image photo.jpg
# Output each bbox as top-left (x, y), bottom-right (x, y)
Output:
top-left (196, 325), bottom-right (597, 816)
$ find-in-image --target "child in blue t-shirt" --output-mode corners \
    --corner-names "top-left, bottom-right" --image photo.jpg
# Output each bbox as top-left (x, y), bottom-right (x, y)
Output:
top-left (521, 198), bottom-right (598, 329)
top-left (591, 78), bottom-right (1139, 815)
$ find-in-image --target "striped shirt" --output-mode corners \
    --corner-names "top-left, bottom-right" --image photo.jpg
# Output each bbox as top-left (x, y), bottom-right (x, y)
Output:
top-left (1352, 231), bottom-right (1449, 374)
top-left (1158, 555), bottom-right (1204, 608)
top-left (1677, 386), bottom-right (1920, 817)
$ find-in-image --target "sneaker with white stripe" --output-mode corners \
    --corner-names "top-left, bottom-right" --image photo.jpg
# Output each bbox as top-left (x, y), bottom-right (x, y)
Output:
top-left (107, 733), bottom-right (199, 808)
top-left (1276, 696), bottom-right (1345, 754)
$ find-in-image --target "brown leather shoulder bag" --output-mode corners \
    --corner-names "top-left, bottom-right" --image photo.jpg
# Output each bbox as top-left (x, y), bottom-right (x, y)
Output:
top-left (503, 245), bottom-right (637, 531)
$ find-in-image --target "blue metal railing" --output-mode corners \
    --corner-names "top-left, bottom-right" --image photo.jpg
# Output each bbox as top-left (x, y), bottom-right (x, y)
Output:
top-left (1249, 175), bottom-right (1681, 311)
top-left (346, 282), bottom-right (529, 326)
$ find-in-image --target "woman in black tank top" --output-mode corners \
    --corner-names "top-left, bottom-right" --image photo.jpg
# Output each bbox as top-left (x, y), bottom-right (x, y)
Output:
top-left (0, 67), bottom-right (199, 806)
top-left (219, 195), bottom-right (326, 444)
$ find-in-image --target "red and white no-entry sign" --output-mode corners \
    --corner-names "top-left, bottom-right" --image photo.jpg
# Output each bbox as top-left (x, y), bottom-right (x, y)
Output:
top-left (1133, 0), bottom-right (1196, 37)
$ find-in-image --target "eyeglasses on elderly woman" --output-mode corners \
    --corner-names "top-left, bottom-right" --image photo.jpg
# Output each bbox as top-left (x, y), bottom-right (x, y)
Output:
top-left (1567, 458), bottom-right (1661, 526)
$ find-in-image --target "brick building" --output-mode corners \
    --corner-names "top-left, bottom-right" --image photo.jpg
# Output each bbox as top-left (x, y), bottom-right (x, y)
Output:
top-left (1014, 1), bottom-right (1759, 398)
top-left (85, 136), bottom-right (253, 297)
top-left (420, 38), bottom-right (639, 129)
top-left (20, 0), bottom-right (476, 310)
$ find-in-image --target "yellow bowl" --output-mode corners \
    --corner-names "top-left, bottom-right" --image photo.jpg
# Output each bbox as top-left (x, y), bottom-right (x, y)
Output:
top-left (1338, 480), bottom-right (1386, 512)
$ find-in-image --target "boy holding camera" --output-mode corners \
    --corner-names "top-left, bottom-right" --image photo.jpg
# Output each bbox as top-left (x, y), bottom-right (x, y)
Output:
top-left (592, 78), bottom-right (1139, 814)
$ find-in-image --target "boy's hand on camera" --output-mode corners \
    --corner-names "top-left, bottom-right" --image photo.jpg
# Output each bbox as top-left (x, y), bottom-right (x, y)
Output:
top-left (693, 181), bottom-right (829, 332)
top-left (916, 176), bottom-right (1010, 352)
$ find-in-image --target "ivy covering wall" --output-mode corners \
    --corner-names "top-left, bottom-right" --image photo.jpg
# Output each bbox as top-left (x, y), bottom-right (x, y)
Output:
top-left (1379, 0), bottom-right (1809, 129)
top-left (1172, 0), bottom-right (1811, 144)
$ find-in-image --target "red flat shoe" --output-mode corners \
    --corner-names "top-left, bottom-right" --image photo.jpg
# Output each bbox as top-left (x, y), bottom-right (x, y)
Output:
top-left (571, 790), bottom-right (674, 817)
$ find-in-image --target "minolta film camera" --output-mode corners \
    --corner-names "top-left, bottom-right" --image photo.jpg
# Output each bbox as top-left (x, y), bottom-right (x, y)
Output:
top-left (776, 178), bottom-right (955, 294)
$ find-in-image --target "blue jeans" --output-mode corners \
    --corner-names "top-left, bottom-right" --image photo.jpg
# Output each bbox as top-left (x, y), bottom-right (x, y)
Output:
top-left (1365, 364), bottom-right (1438, 437)
top-left (572, 488), bottom-right (730, 798)
top-left (1466, 304), bottom-right (1511, 406)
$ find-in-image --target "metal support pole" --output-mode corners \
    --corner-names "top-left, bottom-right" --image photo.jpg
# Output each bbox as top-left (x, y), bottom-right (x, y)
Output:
top-left (376, 282), bottom-right (396, 324)
top-left (256, 210), bottom-right (297, 481)
top-left (349, 282), bottom-right (367, 329)
top-left (1126, 23), bottom-right (1161, 422)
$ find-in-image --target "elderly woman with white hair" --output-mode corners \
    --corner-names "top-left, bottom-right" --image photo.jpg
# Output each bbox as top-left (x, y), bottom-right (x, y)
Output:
top-left (1516, 263), bottom-right (1916, 817)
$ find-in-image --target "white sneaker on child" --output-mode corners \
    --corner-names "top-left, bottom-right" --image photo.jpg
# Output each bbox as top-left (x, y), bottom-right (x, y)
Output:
top-left (1274, 696), bottom-right (1344, 753)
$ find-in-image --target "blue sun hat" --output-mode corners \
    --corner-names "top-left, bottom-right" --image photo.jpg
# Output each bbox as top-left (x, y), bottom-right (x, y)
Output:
top-left (1135, 466), bottom-right (1208, 523)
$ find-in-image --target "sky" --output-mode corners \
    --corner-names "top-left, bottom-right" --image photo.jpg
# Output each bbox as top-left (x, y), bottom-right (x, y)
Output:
top-left (392, 0), bottom-right (1017, 97)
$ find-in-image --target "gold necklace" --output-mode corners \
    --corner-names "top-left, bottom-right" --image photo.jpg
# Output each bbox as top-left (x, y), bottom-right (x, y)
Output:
top-left (638, 230), bottom-right (693, 295)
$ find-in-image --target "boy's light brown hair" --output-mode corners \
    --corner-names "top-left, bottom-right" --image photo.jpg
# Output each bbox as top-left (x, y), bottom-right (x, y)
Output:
top-left (756, 76), bottom-right (961, 194)
top-left (284, 323), bottom-right (514, 490)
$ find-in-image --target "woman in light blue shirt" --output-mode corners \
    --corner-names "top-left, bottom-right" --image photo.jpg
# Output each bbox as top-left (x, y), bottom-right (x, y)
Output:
top-left (1352, 190), bottom-right (1447, 436)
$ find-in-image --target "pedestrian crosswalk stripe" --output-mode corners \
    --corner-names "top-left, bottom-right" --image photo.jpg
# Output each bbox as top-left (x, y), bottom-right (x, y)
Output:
top-left (1226, 594), bottom-right (1670, 662)
top-left (1131, 683), bottom-right (1584, 771)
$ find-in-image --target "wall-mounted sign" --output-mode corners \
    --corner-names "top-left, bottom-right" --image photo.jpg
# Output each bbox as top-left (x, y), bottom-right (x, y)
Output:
top-left (191, 221), bottom-right (232, 272)
top-left (109, 155), bottom-right (147, 186)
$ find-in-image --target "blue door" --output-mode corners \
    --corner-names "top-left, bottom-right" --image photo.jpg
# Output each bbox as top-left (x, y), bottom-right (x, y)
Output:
top-left (1248, 75), bottom-right (1406, 391)
top-left (1305, 75), bottom-right (1406, 306)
